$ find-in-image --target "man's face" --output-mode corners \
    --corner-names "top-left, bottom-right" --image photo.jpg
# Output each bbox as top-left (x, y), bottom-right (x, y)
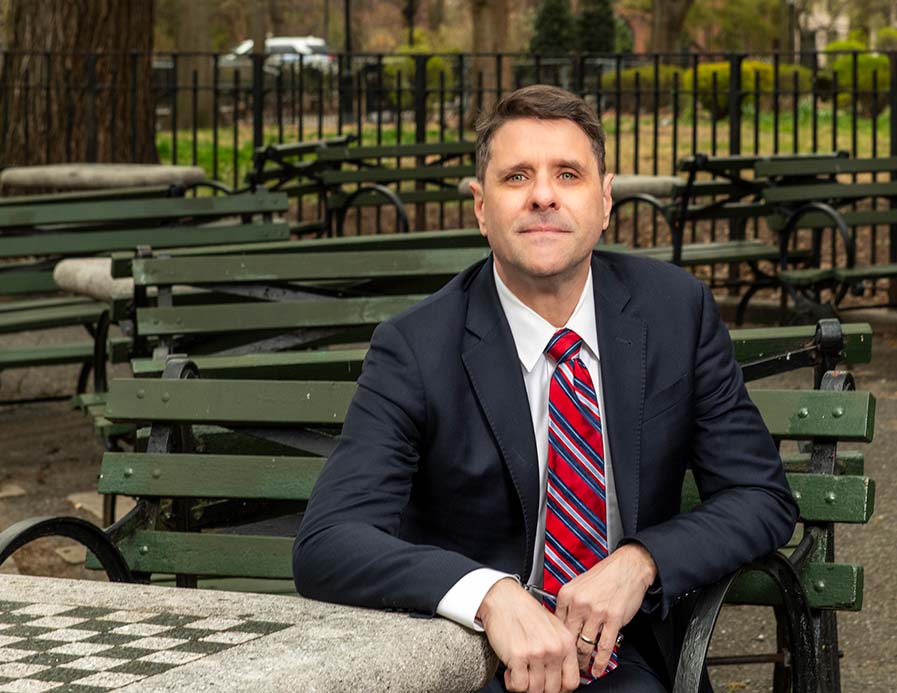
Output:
top-left (471, 117), bottom-right (613, 290)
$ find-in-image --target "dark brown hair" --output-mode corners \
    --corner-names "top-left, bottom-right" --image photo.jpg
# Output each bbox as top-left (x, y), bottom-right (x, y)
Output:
top-left (475, 84), bottom-right (607, 181)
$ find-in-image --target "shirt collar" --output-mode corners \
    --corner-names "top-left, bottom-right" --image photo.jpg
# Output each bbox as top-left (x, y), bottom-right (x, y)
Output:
top-left (493, 263), bottom-right (599, 373)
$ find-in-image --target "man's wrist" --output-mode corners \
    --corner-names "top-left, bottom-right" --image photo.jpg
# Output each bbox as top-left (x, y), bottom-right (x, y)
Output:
top-left (476, 575), bottom-right (522, 627)
top-left (620, 543), bottom-right (658, 589)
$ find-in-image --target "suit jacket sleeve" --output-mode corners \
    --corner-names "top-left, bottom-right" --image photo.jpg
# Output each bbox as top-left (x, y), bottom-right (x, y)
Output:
top-left (624, 281), bottom-right (799, 619)
top-left (293, 319), bottom-right (484, 614)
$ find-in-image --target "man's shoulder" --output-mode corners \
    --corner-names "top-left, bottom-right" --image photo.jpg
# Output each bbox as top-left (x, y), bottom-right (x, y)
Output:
top-left (380, 257), bottom-right (487, 337)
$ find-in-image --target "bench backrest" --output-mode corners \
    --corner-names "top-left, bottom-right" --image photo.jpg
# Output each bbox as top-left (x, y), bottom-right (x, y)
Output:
top-left (98, 377), bottom-right (875, 602)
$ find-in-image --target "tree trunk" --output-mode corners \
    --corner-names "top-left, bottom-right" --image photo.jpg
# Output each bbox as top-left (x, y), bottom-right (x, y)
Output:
top-left (650, 0), bottom-right (695, 54)
top-left (1, 0), bottom-right (157, 166)
top-left (174, 0), bottom-right (214, 129)
top-left (467, 0), bottom-right (510, 128)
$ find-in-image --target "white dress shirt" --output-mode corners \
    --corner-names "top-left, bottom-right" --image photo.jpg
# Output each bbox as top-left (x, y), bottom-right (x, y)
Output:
top-left (436, 266), bottom-right (623, 630)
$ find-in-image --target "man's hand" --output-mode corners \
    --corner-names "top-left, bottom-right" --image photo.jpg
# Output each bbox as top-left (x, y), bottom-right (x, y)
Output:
top-left (555, 544), bottom-right (657, 677)
top-left (477, 577), bottom-right (580, 693)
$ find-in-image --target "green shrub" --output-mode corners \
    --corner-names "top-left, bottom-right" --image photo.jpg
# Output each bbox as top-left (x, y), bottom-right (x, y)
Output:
top-left (878, 27), bottom-right (897, 52)
top-left (822, 39), bottom-right (890, 116)
top-left (602, 64), bottom-right (683, 112)
top-left (379, 32), bottom-right (455, 111)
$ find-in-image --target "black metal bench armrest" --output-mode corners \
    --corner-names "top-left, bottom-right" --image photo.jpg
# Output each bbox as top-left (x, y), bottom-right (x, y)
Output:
top-left (333, 184), bottom-right (410, 236)
top-left (777, 201), bottom-right (856, 271)
top-left (610, 192), bottom-right (676, 258)
top-left (0, 516), bottom-right (133, 582)
top-left (672, 552), bottom-right (817, 693)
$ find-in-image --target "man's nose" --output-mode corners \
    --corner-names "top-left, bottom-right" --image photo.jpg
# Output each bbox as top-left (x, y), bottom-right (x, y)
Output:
top-left (528, 173), bottom-right (558, 210)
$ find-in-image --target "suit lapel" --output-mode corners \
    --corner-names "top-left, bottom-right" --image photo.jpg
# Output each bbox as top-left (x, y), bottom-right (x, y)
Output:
top-left (593, 253), bottom-right (647, 536)
top-left (461, 259), bottom-right (540, 578)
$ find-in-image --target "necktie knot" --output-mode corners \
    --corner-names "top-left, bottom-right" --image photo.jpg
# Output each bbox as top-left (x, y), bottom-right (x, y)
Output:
top-left (545, 328), bottom-right (583, 364)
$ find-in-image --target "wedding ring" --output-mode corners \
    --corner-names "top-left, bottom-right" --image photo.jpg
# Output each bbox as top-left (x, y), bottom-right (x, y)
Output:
top-left (578, 633), bottom-right (597, 646)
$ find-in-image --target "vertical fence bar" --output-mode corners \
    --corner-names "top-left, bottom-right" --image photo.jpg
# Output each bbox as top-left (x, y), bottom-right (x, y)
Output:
top-left (171, 54), bottom-right (178, 165)
top-left (298, 56), bottom-right (305, 142)
top-left (753, 69), bottom-right (760, 155)
top-left (495, 54), bottom-right (503, 101)
top-left (772, 52), bottom-right (779, 154)
top-left (728, 53), bottom-right (742, 156)
top-left (614, 54), bottom-right (621, 178)
top-left (317, 62), bottom-right (324, 139)
top-left (251, 53), bottom-right (265, 152)
top-left (851, 51), bottom-right (858, 155)
top-left (232, 69), bottom-right (240, 190)
top-left (811, 51), bottom-right (819, 152)
top-left (1, 52), bottom-right (8, 158)
top-left (671, 72), bottom-right (679, 174)
top-left (414, 54), bottom-right (429, 230)
top-left (191, 68), bottom-right (198, 167)
top-left (870, 70), bottom-right (879, 267)
top-left (276, 71), bottom-right (284, 143)
top-left (23, 68), bottom-right (30, 162)
top-left (792, 70), bottom-right (799, 154)
top-left (831, 71), bottom-right (838, 152)
top-left (633, 71), bottom-right (640, 176)
top-left (690, 54), bottom-right (698, 156)
top-left (439, 70), bottom-right (446, 230)
top-left (212, 56), bottom-right (219, 187)
top-left (652, 54), bottom-right (659, 177)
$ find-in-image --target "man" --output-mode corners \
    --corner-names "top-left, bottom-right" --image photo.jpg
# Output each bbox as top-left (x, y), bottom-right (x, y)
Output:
top-left (294, 85), bottom-right (797, 692)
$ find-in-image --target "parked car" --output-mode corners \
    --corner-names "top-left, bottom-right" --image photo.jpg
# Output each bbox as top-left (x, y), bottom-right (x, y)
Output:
top-left (219, 36), bottom-right (337, 80)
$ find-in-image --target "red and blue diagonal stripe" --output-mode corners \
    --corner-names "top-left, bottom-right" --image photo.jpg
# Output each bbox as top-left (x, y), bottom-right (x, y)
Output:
top-left (542, 328), bottom-right (620, 682)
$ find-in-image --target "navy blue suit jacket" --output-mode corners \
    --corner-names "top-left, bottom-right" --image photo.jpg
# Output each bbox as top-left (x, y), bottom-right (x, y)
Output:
top-left (294, 251), bottom-right (797, 625)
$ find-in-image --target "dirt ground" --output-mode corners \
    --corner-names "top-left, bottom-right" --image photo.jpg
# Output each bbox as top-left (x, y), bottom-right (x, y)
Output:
top-left (0, 322), bottom-right (895, 692)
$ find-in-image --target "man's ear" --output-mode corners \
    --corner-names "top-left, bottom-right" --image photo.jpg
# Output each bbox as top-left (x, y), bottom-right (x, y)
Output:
top-left (469, 178), bottom-right (488, 238)
top-left (600, 172), bottom-right (614, 231)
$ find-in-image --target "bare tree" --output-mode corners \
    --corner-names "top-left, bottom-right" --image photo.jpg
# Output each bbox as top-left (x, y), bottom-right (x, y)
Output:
top-left (650, 0), bottom-right (695, 54)
top-left (0, 0), bottom-right (157, 165)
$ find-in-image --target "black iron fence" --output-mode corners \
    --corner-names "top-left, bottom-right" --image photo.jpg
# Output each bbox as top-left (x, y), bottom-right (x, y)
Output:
top-left (2, 50), bottom-right (895, 183)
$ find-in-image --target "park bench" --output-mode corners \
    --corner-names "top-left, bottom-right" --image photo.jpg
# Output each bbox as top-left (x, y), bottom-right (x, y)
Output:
top-left (753, 155), bottom-right (897, 321)
top-left (0, 189), bottom-right (290, 399)
top-left (0, 325), bottom-right (875, 693)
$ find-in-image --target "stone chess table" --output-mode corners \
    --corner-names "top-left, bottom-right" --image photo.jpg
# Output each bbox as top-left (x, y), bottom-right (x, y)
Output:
top-left (0, 575), bottom-right (495, 692)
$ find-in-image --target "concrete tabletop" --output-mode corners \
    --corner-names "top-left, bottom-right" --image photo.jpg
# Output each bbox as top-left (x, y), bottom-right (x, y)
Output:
top-left (0, 574), bottom-right (496, 692)
top-left (0, 164), bottom-right (205, 191)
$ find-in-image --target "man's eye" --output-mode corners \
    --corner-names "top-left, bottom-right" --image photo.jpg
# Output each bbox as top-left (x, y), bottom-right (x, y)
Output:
top-left (506, 173), bottom-right (525, 182)
top-left (560, 171), bottom-right (577, 180)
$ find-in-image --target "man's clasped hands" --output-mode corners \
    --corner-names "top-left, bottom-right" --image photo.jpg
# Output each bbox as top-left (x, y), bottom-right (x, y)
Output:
top-left (476, 543), bottom-right (657, 693)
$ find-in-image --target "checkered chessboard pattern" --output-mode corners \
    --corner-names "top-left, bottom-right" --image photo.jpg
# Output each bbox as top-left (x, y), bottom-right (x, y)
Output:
top-left (0, 599), bottom-right (291, 692)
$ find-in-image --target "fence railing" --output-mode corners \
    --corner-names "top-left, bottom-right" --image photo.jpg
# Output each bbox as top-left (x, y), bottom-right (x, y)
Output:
top-left (2, 50), bottom-right (895, 183)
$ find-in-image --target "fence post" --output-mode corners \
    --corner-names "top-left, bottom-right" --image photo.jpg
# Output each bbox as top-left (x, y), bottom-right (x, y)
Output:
top-left (727, 53), bottom-right (744, 294)
top-left (251, 53), bottom-right (265, 153)
top-left (85, 54), bottom-right (98, 163)
top-left (889, 52), bottom-right (897, 303)
top-left (413, 54), bottom-right (430, 231)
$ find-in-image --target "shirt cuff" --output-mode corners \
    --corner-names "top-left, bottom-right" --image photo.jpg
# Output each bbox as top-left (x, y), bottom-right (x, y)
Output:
top-left (436, 568), bottom-right (516, 631)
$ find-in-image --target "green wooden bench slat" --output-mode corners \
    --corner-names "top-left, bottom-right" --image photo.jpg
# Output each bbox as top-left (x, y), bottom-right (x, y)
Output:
top-left (105, 379), bottom-right (355, 425)
top-left (756, 155), bottom-right (897, 177)
top-left (110, 229), bottom-right (488, 278)
top-left (777, 268), bottom-right (836, 287)
top-left (767, 209), bottom-right (897, 231)
top-left (0, 185), bottom-right (174, 207)
top-left (678, 202), bottom-right (772, 222)
top-left (0, 341), bottom-right (100, 369)
top-left (763, 181), bottom-right (897, 203)
top-left (132, 248), bottom-right (491, 286)
top-left (130, 348), bottom-right (368, 379)
top-left (681, 152), bottom-right (846, 175)
top-left (0, 222), bottom-right (291, 258)
top-left (116, 531), bottom-right (293, 579)
top-left (681, 472), bottom-right (874, 523)
top-left (834, 263), bottom-right (897, 282)
top-left (727, 563), bottom-right (863, 611)
top-left (0, 302), bottom-right (106, 334)
top-left (730, 323), bottom-right (872, 364)
top-left (751, 389), bottom-right (875, 442)
top-left (0, 272), bottom-right (60, 294)
top-left (99, 453), bottom-right (325, 498)
top-left (315, 142), bottom-right (474, 161)
top-left (320, 164), bottom-right (474, 186)
top-left (136, 294), bottom-right (425, 336)
top-left (71, 392), bottom-right (107, 410)
top-left (0, 295), bottom-right (97, 313)
top-left (0, 192), bottom-right (288, 228)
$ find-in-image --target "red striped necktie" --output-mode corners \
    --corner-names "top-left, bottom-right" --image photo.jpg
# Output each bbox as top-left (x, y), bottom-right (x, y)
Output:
top-left (542, 328), bottom-right (619, 683)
